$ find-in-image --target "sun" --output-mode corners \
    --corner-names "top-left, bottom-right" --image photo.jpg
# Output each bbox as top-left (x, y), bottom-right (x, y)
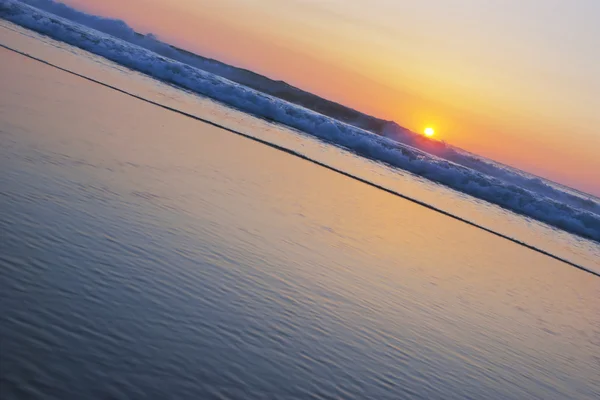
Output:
top-left (424, 127), bottom-right (435, 137)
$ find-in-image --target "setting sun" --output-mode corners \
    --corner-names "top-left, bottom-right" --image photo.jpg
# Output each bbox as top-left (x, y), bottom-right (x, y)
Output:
top-left (424, 127), bottom-right (435, 137)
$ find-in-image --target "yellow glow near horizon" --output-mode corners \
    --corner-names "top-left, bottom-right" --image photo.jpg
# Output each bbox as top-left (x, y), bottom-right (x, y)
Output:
top-left (424, 127), bottom-right (435, 137)
top-left (61, 0), bottom-right (600, 196)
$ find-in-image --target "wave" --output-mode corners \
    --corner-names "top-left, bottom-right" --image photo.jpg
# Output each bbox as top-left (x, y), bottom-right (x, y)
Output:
top-left (2, 0), bottom-right (600, 242)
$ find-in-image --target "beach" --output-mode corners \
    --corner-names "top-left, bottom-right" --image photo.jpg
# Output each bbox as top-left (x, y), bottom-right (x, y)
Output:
top-left (1, 21), bottom-right (599, 399)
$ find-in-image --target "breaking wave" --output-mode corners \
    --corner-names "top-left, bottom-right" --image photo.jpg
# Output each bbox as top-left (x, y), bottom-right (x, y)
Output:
top-left (2, 0), bottom-right (599, 242)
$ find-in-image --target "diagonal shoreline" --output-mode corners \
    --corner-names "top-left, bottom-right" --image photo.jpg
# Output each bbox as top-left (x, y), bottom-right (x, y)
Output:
top-left (1, 4), bottom-right (599, 244)
top-left (1, 42), bottom-right (597, 278)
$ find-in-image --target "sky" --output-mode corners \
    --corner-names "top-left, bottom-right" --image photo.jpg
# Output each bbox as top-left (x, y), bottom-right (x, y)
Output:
top-left (62, 0), bottom-right (600, 195)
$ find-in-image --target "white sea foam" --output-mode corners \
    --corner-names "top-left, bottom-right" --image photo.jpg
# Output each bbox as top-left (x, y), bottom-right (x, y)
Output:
top-left (2, 0), bottom-right (599, 242)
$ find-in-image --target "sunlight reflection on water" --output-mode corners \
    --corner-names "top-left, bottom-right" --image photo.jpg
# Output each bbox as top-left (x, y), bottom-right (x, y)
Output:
top-left (1, 22), bottom-right (599, 400)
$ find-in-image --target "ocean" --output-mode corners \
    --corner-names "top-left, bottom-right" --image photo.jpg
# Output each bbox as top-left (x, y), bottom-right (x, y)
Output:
top-left (2, 0), bottom-right (600, 244)
top-left (1, 10), bottom-right (599, 400)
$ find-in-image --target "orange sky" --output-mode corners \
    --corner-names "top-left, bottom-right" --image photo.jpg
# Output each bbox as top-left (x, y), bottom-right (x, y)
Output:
top-left (63, 0), bottom-right (600, 195)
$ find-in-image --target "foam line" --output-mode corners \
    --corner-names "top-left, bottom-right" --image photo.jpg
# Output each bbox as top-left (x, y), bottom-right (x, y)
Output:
top-left (2, 1), bottom-right (599, 243)
top-left (1, 43), bottom-right (596, 278)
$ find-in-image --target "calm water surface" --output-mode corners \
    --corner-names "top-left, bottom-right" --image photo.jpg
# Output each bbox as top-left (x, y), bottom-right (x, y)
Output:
top-left (1, 23), bottom-right (599, 399)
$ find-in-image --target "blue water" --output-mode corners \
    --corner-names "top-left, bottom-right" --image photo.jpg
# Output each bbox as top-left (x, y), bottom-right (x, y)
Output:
top-left (1, 21), bottom-right (600, 400)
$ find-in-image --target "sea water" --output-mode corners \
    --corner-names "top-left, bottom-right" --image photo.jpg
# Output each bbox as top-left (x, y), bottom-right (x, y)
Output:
top-left (1, 22), bottom-right (599, 399)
